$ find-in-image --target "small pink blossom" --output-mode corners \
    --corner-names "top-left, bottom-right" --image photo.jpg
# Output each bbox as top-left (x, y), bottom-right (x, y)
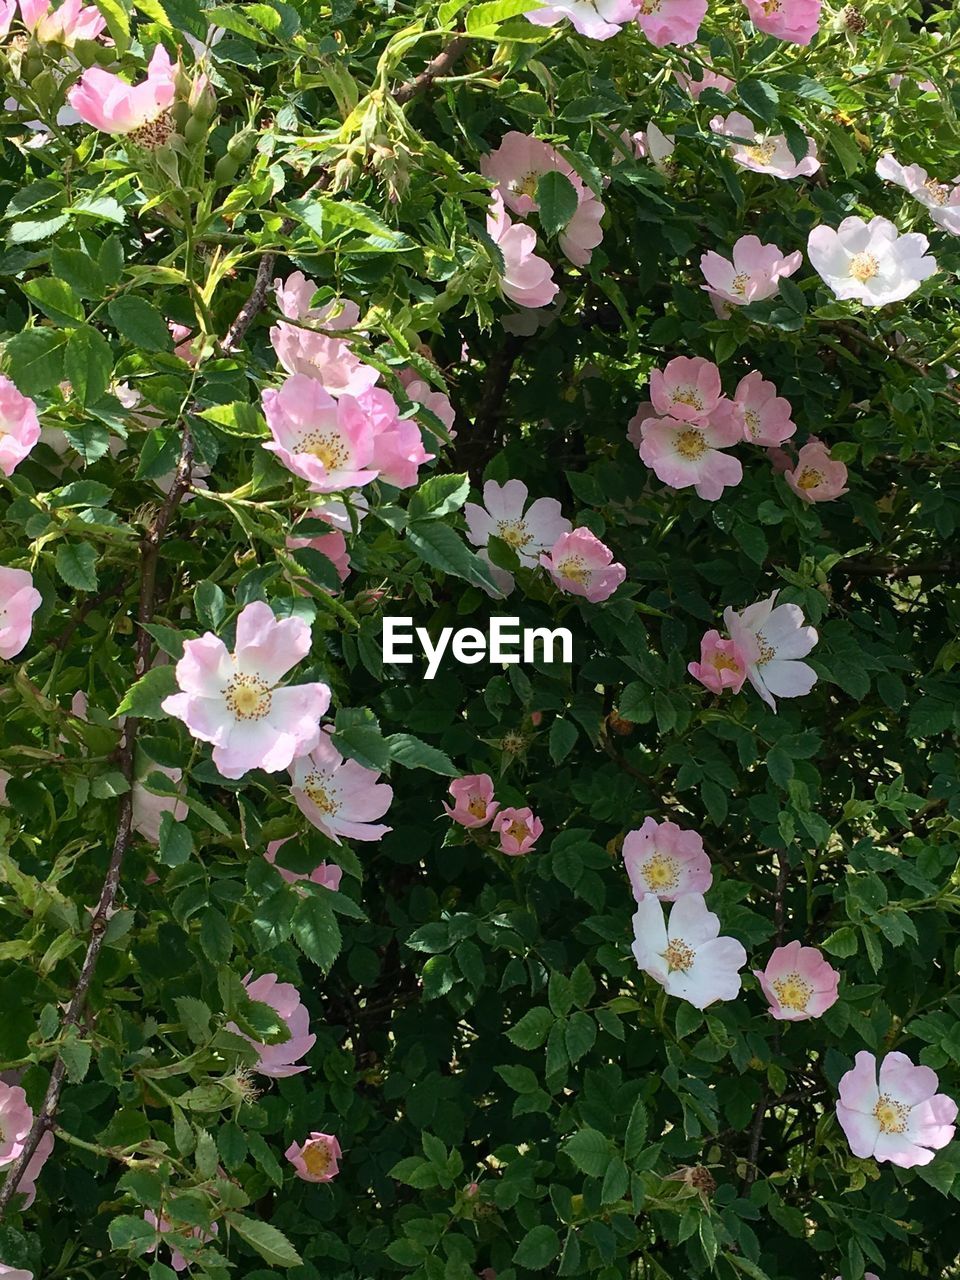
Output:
top-left (399, 368), bottom-right (457, 439)
top-left (688, 629), bottom-right (749, 694)
top-left (270, 324), bottom-right (379, 399)
top-left (68, 44), bottom-right (176, 137)
top-left (634, 0), bottom-right (707, 46)
top-left (444, 774), bottom-right (499, 828)
top-left (732, 370), bottom-right (796, 446)
top-left (264, 837), bottom-right (343, 892)
top-left (486, 193), bottom-right (559, 310)
top-left (0, 1083), bottom-right (32, 1168)
top-left (359, 386), bottom-right (434, 490)
top-left (286, 1132), bottom-right (342, 1182)
top-left (286, 526), bottom-right (351, 587)
top-left (0, 375), bottom-right (40, 477)
top-left (0, 566), bottom-right (42, 661)
top-left (636, 411), bottom-right (743, 501)
top-left (230, 972), bottom-right (316, 1077)
top-left (169, 322), bottom-right (198, 365)
top-left (20, 0), bottom-right (107, 43)
top-left (876, 154), bottom-right (960, 237)
top-left (723, 590), bottom-right (818, 712)
top-left (836, 1051), bottom-right (957, 1167)
top-left (17, 1128), bottom-right (53, 1210)
top-left (649, 356), bottom-right (722, 423)
top-left (465, 479), bottom-right (571, 569)
top-left (632, 894), bottom-right (746, 1009)
top-left (262, 374), bottom-right (378, 492)
top-left (144, 1211), bottom-right (218, 1272)
top-left (290, 732), bottom-right (393, 844)
top-left (524, 0), bottom-right (636, 40)
top-left (710, 111), bottom-right (819, 179)
top-left (783, 437), bottom-right (848, 503)
top-left (161, 601), bottom-right (331, 780)
top-left (742, 0), bottom-right (821, 43)
top-left (0, 1265), bottom-right (33, 1279)
top-left (540, 528), bottom-right (626, 602)
top-left (274, 271), bottom-right (361, 328)
top-left (491, 806), bottom-right (543, 855)
top-left (700, 235), bottom-right (803, 309)
top-left (626, 402), bottom-right (656, 449)
top-left (132, 765), bottom-right (188, 844)
top-left (675, 58), bottom-right (734, 100)
top-left (0, 0), bottom-right (15, 37)
top-left (623, 817), bottom-right (713, 902)
top-left (754, 941), bottom-right (840, 1021)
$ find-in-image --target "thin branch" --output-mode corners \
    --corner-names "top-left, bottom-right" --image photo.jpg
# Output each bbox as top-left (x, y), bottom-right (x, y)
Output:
top-left (394, 36), bottom-right (469, 105)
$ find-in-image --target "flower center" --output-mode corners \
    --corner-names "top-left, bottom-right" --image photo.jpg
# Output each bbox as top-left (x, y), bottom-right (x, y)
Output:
top-left (223, 673), bottom-right (272, 720)
top-left (874, 1095), bottom-right (909, 1134)
top-left (848, 252), bottom-right (879, 283)
top-left (761, 0), bottom-right (781, 12)
top-left (639, 0), bottom-right (661, 11)
top-left (496, 519), bottom-right (532, 549)
top-left (743, 408), bottom-right (761, 438)
top-left (712, 652), bottom-right (742, 673)
top-left (128, 110), bottom-right (174, 150)
top-left (302, 1143), bottom-right (332, 1176)
top-left (744, 140), bottom-right (778, 165)
top-left (516, 170), bottom-right (540, 199)
top-left (664, 938), bottom-right (695, 972)
top-left (731, 271), bottom-right (750, 295)
top-left (304, 773), bottom-right (338, 815)
top-left (771, 972), bottom-right (813, 1010)
top-left (300, 431), bottom-right (348, 470)
top-left (555, 555), bottom-right (591, 586)
top-left (676, 428), bottom-right (707, 460)
top-left (754, 633), bottom-right (775, 665)
top-left (643, 854), bottom-right (680, 892)
top-left (924, 178), bottom-right (949, 204)
top-left (796, 466), bottom-right (822, 490)
top-left (506, 819), bottom-right (530, 842)
top-left (467, 794), bottom-right (488, 819)
top-left (671, 388), bottom-right (704, 411)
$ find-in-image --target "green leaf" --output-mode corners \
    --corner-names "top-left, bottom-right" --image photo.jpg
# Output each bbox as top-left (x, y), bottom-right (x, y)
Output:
top-left (406, 520), bottom-right (500, 592)
top-left (55, 541), bottom-right (99, 592)
top-left (466, 0), bottom-right (540, 32)
top-left (821, 118), bottom-right (863, 178)
top-left (60, 1031), bottom-right (93, 1083)
top-left (107, 296), bottom-right (172, 351)
top-left (91, 0), bottom-right (130, 52)
top-left (198, 908), bottom-right (233, 963)
top-left (408, 472), bottom-right (470, 521)
top-left (737, 79), bottom-right (779, 125)
top-left (549, 717), bottom-right (577, 764)
top-left (51, 245), bottom-right (107, 298)
top-left (507, 1006), bottom-right (554, 1049)
top-left (22, 277), bottom-right (84, 324)
top-left (115, 665), bottom-right (178, 719)
top-left (3, 328), bottom-right (67, 394)
top-left (194, 580), bottom-right (226, 630)
top-left (386, 733), bottom-right (458, 775)
top-left (158, 813), bottom-right (194, 867)
top-left (564, 1010), bottom-right (596, 1064)
top-left (601, 1155), bottom-right (629, 1204)
top-left (624, 1097), bottom-right (648, 1160)
top-left (535, 171), bottom-right (579, 237)
top-left (292, 894), bottom-right (342, 971)
top-left (563, 1127), bottom-right (611, 1177)
top-left (196, 401), bottom-right (266, 437)
top-left (331, 706), bottom-right (392, 771)
top-left (64, 326), bottom-right (114, 406)
top-left (513, 1225), bottom-right (560, 1270)
top-left (225, 1214), bottom-right (302, 1268)
top-left (174, 996), bottom-right (212, 1045)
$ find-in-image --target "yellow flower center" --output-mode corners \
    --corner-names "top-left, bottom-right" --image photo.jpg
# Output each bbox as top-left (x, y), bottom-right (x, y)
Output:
top-left (639, 0), bottom-right (660, 11)
top-left (731, 271), bottom-right (750, 295)
top-left (762, 0), bottom-right (780, 12)
top-left (304, 773), bottom-right (338, 814)
top-left (744, 140), bottom-right (778, 165)
top-left (517, 170), bottom-right (540, 199)
top-left (712, 652), bottom-right (742, 673)
top-left (771, 972), bottom-right (812, 1011)
top-left (300, 431), bottom-right (348, 470)
top-left (223, 673), bottom-right (272, 720)
top-left (743, 408), bottom-right (761, 439)
top-left (874, 1095), bottom-right (909, 1134)
top-left (496, 519), bottom-right (532, 549)
top-left (555, 555), bottom-right (591, 586)
top-left (796, 467), bottom-right (822, 490)
top-left (676, 428), bottom-right (707, 460)
top-left (643, 854), bottom-right (680, 892)
top-left (467, 794), bottom-right (488, 819)
top-left (302, 1142), bottom-right (332, 1176)
top-left (924, 178), bottom-right (949, 205)
top-left (672, 388), bottom-right (705, 411)
top-left (754, 634), bottom-right (775, 666)
top-left (849, 252), bottom-right (879, 283)
top-left (506, 819), bottom-right (530, 842)
top-left (664, 938), bottom-right (695, 972)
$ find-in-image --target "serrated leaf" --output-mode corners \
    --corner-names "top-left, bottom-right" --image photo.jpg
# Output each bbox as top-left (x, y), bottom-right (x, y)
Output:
top-left (116, 665), bottom-right (179, 719)
top-left (225, 1214), bottom-right (302, 1267)
top-left (55, 541), bottom-right (99, 592)
top-left (535, 170), bottom-right (578, 237)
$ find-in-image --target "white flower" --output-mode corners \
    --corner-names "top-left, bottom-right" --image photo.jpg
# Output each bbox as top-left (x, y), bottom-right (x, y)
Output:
top-left (464, 479), bottom-right (571, 569)
top-left (875, 153), bottom-right (960, 237)
top-left (633, 122), bottom-right (676, 173)
top-left (723, 589), bottom-right (818, 712)
top-left (807, 215), bottom-right (937, 306)
top-left (631, 894), bottom-right (746, 1009)
top-left (710, 111), bottom-right (819, 180)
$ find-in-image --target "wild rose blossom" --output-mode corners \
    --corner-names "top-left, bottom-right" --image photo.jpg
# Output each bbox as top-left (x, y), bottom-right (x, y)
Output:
top-left (270, 324), bottom-right (379, 399)
top-left (17, 1129), bottom-right (53, 1210)
top-left (486, 192), bottom-right (560, 310)
top-left (675, 58), bottom-right (734, 100)
top-left (623, 817), bottom-right (713, 902)
top-left (754, 941), bottom-right (840, 1021)
top-left (0, 1082), bottom-right (32, 1167)
top-left (264, 837), bottom-right (342, 891)
top-left (688, 629), bottom-right (749, 694)
top-left (634, 0), bottom-right (707, 47)
top-left (807, 216), bottom-right (937, 306)
top-left (711, 112), bottom-right (819, 180)
top-left (636, 411), bottom-right (743, 501)
top-left (875, 153), bottom-right (960, 236)
top-left (465, 479), bottom-right (571, 569)
top-left (700, 235), bottom-right (803, 309)
top-left (262, 375), bottom-right (378, 493)
top-left (132, 765), bottom-right (188, 844)
top-left (540, 528), bottom-right (626, 602)
top-left (630, 123), bottom-right (676, 173)
top-left (444, 774), bottom-right (499, 828)
top-left (783, 437), bottom-right (848, 503)
top-left (631, 893), bottom-right (746, 1009)
top-left (274, 271), bottom-right (361, 328)
top-left (731, 371), bottom-right (796, 446)
top-left (491, 806), bottom-right (543, 855)
top-left (742, 0), bottom-right (821, 44)
top-left (399, 367), bottom-right (457, 440)
top-left (290, 733), bottom-right (393, 844)
top-left (161, 601), bottom-right (331, 780)
top-left (0, 566), bottom-right (42, 661)
top-left (836, 1051), bottom-right (957, 1167)
top-left (0, 0), bottom-right (14, 37)
top-left (524, 0), bottom-right (636, 41)
top-left (649, 356), bottom-right (723, 422)
top-left (358, 386), bottom-right (434, 490)
top-left (723, 590), bottom-right (818, 712)
top-left (286, 525), bottom-right (351, 587)
top-left (286, 1132), bottom-right (342, 1183)
top-left (144, 1211), bottom-right (218, 1273)
top-left (20, 0), bottom-right (106, 44)
top-left (0, 375), bottom-right (41, 477)
top-left (68, 45), bottom-right (177, 142)
top-left (230, 972), bottom-right (315, 1077)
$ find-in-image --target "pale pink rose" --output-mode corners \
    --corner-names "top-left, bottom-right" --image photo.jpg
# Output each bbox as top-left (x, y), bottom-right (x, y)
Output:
top-left (710, 111), bottom-right (819, 179)
top-left (723, 589), bottom-right (818, 712)
top-left (525, 0), bottom-right (635, 39)
top-left (649, 356), bottom-right (723, 423)
top-left (636, 411), bottom-right (743, 501)
top-left (290, 732), bottom-right (393, 844)
top-left (486, 192), bottom-right (559, 310)
top-left (836, 1051), bottom-right (957, 1167)
top-left (358, 386), bottom-right (434, 490)
top-left (229, 972), bottom-right (315, 1077)
top-left (876, 154), bottom-right (960, 237)
top-left (286, 1132), bottom-right (342, 1182)
top-left (464, 478), bottom-right (571, 569)
top-left (68, 44), bottom-right (176, 137)
top-left (0, 1265), bottom-right (33, 1279)
top-left (742, 0), bottom-right (821, 43)
top-left (808, 215), bottom-right (937, 307)
top-left (0, 1083), bottom-right (32, 1167)
top-left (631, 893), bottom-right (746, 1009)
top-left (270, 323), bottom-right (379, 399)
top-left (20, 0), bottom-right (106, 42)
top-left (631, 122), bottom-right (675, 172)
top-left (491, 806), bottom-right (543, 855)
top-left (0, 375), bottom-right (41, 476)
top-left (399, 368), bottom-right (457, 439)
top-left (626, 402), bottom-right (656, 449)
top-left (0, 0), bottom-right (15, 37)
top-left (274, 271), bottom-right (361, 328)
top-left (286, 527), bottom-right (350, 587)
top-left (889, 73), bottom-right (936, 95)
top-left (168, 322), bottom-right (198, 365)
top-left (634, 0), bottom-right (707, 47)
top-left (444, 774), bottom-right (499, 828)
top-left (144, 1211), bottom-right (219, 1272)
top-left (17, 1129), bottom-right (54, 1209)
top-left (675, 58), bottom-right (734, 100)
top-left (161, 601), bottom-right (331, 780)
top-left (623, 816), bottom-right (712, 902)
top-left (731, 370), bottom-right (796, 446)
top-left (540, 527), bottom-right (626, 603)
top-left (262, 374), bottom-right (379, 493)
top-left (700, 234), bottom-right (803, 308)
top-left (0, 566), bottom-right (42, 661)
top-left (783, 437), bottom-right (848, 503)
top-left (688, 629), bottom-right (749, 694)
top-left (300, 495), bottom-right (368, 533)
top-left (264, 837), bottom-right (342, 892)
top-left (754, 940), bottom-right (840, 1021)
top-left (132, 764), bottom-right (188, 844)
top-left (480, 131), bottom-right (604, 267)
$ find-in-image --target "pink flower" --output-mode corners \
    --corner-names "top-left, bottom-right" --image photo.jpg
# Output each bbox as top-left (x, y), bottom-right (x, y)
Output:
top-left (723, 590), bottom-right (818, 712)
top-left (623, 817), bottom-right (712, 902)
top-left (161, 601), bottom-right (331, 780)
top-left (0, 1083), bottom-right (32, 1167)
top-left (700, 235), bottom-right (803, 309)
top-left (132, 765), bottom-right (188, 844)
top-left (17, 1128), bottom-right (53, 1210)
top-left (465, 478), bottom-right (571, 569)
top-left (688, 629), bottom-right (749, 694)
top-left (636, 412), bottom-right (743, 501)
top-left (731, 370), bottom-right (796, 446)
top-left (0, 376), bottom-right (41, 477)
top-left (286, 527), bottom-right (351, 587)
top-left (876, 154), bottom-right (960, 237)
top-left (486, 193), bottom-right (559, 310)
top-left (632, 894), bottom-right (746, 1009)
top-left (630, 123), bottom-right (676, 172)
top-left (754, 941), bottom-right (840, 1021)
top-left (67, 44), bottom-right (177, 139)
top-left (634, 0), bottom-right (707, 47)
top-left (836, 1051), bottom-right (957, 1167)
top-left (444, 774), bottom-right (499, 828)
top-left (169, 322), bottom-right (198, 365)
top-left (524, 0), bottom-right (636, 40)
top-left (301, 495), bottom-right (368, 533)
top-left (0, 0), bottom-right (14, 37)
top-left (358, 386), bottom-right (434, 490)
top-left (675, 58), bottom-right (735, 100)
top-left (285, 1132), bottom-right (342, 1183)
top-left (230, 973), bottom-right (315, 1077)
top-left (274, 272), bottom-right (361, 328)
top-left (399, 368), bottom-right (457, 439)
top-left (144, 1211), bottom-right (219, 1272)
top-left (491, 806), bottom-right (543, 855)
top-left (807, 215), bottom-right (936, 307)
top-left (540, 528), bottom-right (626, 602)
top-left (626, 402), bottom-right (656, 449)
top-left (264, 837), bottom-right (343, 892)
top-left (0, 566), bottom-right (42, 661)
top-left (783, 437), bottom-right (848, 503)
top-left (481, 131), bottom-right (604, 267)
top-left (290, 733), bottom-right (393, 844)
top-left (649, 356), bottom-right (722, 423)
top-left (270, 323), bottom-right (379, 399)
top-left (262, 374), bottom-right (378, 493)
top-left (0, 1266), bottom-right (33, 1279)
top-left (742, 0), bottom-right (821, 44)
top-left (20, 0), bottom-right (106, 44)
top-left (710, 112), bottom-right (819, 179)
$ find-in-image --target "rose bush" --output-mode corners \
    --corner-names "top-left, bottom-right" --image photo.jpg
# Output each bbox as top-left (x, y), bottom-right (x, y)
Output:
top-left (1, 0), bottom-right (960, 1277)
